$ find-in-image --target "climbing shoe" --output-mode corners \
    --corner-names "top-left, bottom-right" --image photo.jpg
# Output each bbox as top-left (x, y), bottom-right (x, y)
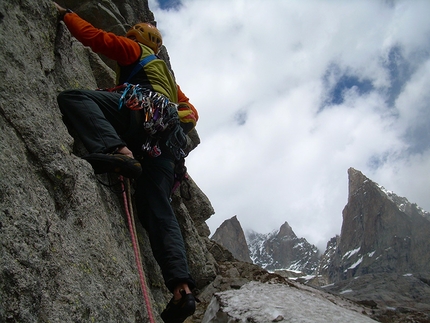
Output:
top-left (160, 290), bottom-right (196, 323)
top-left (82, 153), bottom-right (142, 179)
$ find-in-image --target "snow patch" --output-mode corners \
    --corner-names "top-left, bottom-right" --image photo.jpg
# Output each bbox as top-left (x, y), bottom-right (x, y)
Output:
top-left (343, 247), bottom-right (361, 259)
top-left (349, 256), bottom-right (363, 269)
top-left (202, 281), bottom-right (377, 323)
top-left (377, 184), bottom-right (430, 218)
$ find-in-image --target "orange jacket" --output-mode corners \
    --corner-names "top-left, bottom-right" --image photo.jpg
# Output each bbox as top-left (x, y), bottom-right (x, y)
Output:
top-left (64, 13), bottom-right (141, 66)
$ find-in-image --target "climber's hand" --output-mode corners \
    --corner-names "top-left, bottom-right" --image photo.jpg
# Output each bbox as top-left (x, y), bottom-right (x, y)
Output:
top-left (53, 2), bottom-right (67, 17)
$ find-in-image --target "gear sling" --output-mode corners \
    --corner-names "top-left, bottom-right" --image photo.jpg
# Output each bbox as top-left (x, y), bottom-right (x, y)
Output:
top-left (117, 54), bottom-right (191, 197)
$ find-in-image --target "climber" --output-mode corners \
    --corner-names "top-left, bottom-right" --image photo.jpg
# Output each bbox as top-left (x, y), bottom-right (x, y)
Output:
top-left (53, 2), bottom-right (198, 322)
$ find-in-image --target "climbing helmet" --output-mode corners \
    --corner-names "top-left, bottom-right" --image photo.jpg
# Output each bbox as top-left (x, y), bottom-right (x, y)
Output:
top-left (126, 23), bottom-right (162, 54)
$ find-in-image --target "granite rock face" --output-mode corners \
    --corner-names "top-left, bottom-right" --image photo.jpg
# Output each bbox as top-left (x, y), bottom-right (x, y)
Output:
top-left (0, 1), bottom-right (216, 322)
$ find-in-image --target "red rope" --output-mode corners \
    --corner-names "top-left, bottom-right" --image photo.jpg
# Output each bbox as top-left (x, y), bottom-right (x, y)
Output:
top-left (120, 176), bottom-right (156, 323)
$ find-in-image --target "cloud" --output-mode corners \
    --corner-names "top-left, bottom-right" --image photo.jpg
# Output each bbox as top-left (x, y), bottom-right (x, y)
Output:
top-left (149, 0), bottom-right (430, 251)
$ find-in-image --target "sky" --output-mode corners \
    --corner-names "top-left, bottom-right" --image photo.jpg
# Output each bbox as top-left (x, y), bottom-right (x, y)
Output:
top-left (149, 0), bottom-right (430, 251)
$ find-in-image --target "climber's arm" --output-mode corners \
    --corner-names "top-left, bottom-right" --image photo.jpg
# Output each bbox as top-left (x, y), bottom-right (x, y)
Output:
top-left (61, 12), bottom-right (141, 66)
top-left (177, 85), bottom-right (198, 133)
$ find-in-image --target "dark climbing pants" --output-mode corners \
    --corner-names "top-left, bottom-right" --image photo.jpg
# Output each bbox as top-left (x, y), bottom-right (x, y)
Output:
top-left (134, 156), bottom-right (194, 292)
top-left (57, 89), bottom-right (127, 153)
top-left (57, 89), bottom-right (195, 292)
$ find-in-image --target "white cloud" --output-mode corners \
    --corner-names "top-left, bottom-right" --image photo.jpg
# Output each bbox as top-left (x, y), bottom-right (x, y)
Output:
top-left (396, 59), bottom-right (430, 127)
top-left (150, 0), bottom-right (430, 251)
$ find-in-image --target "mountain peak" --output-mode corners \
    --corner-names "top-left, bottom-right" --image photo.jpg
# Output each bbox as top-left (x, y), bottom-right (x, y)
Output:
top-left (347, 167), bottom-right (368, 201)
top-left (278, 221), bottom-right (296, 239)
top-left (325, 168), bottom-right (430, 283)
top-left (211, 216), bottom-right (252, 263)
top-left (246, 223), bottom-right (319, 274)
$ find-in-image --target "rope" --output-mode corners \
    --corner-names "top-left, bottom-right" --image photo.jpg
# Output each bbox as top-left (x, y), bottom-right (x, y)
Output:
top-left (120, 176), bottom-right (156, 323)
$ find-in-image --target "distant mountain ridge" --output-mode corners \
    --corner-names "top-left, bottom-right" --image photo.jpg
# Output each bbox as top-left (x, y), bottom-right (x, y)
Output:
top-left (212, 168), bottom-right (430, 320)
top-left (213, 168), bottom-right (430, 278)
top-left (246, 222), bottom-right (319, 274)
top-left (212, 217), bottom-right (320, 275)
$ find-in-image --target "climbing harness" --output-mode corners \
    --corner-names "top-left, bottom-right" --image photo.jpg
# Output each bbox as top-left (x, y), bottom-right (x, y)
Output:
top-left (119, 84), bottom-right (187, 160)
top-left (98, 53), bottom-right (188, 160)
top-left (120, 176), bottom-right (156, 323)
